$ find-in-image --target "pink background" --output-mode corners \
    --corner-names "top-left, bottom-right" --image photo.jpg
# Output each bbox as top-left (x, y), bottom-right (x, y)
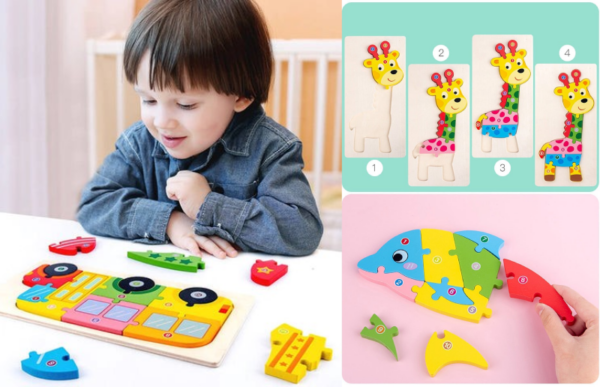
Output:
top-left (342, 194), bottom-right (599, 383)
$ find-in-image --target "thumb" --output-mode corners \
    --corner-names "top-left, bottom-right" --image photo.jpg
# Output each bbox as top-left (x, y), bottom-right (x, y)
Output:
top-left (536, 303), bottom-right (571, 348)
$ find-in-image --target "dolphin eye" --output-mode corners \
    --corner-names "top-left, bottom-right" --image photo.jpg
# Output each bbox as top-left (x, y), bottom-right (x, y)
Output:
top-left (389, 60), bottom-right (395, 67)
top-left (569, 92), bottom-right (575, 100)
top-left (580, 89), bottom-right (586, 96)
top-left (505, 63), bottom-right (511, 71)
top-left (516, 59), bottom-right (523, 66)
top-left (441, 92), bottom-right (448, 99)
top-left (393, 250), bottom-right (408, 263)
top-left (378, 64), bottom-right (384, 71)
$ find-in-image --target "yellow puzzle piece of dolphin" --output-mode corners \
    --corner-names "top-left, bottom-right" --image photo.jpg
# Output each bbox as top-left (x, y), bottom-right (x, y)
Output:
top-left (412, 283), bottom-right (492, 323)
top-left (421, 229), bottom-right (464, 287)
top-left (265, 323), bottom-right (332, 384)
top-left (425, 330), bottom-right (488, 377)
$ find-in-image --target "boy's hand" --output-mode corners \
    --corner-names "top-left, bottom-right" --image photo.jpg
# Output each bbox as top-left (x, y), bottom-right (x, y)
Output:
top-left (166, 211), bottom-right (238, 259)
top-left (166, 171), bottom-right (211, 220)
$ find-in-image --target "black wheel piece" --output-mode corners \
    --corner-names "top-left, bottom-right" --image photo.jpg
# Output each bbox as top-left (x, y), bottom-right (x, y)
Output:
top-left (118, 276), bottom-right (155, 294)
top-left (178, 287), bottom-right (218, 306)
top-left (44, 263), bottom-right (78, 278)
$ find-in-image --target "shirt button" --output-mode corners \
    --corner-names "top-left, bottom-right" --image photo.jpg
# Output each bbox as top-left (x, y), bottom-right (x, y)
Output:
top-left (144, 233), bottom-right (149, 239)
top-left (217, 223), bottom-right (222, 228)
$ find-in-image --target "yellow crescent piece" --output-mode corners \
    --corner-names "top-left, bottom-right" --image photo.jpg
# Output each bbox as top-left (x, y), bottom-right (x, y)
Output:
top-left (425, 330), bottom-right (488, 377)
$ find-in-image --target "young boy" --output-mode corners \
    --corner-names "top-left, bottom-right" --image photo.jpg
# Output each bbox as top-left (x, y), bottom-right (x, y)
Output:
top-left (77, 0), bottom-right (323, 257)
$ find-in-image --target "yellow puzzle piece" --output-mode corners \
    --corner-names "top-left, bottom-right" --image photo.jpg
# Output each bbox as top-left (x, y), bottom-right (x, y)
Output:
top-left (425, 330), bottom-right (488, 377)
top-left (421, 229), bottom-right (464, 287)
top-left (412, 283), bottom-right (492, 323)
top-left (265, 324), bottom-right (332, 384)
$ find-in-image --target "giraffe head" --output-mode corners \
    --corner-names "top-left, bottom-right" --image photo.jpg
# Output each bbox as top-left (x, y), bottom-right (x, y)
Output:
top-left (427, 69), bottom-right (467, 114)
top-left (555, 70), bottom-right (594, 114)
top-left (363, 41), bottom-right (403, 89)
top-left (491, 40), bottom-right (531, 85)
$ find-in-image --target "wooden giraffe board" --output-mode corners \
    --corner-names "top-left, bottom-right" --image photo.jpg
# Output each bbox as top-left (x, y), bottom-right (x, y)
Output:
top-left (0, 261), bottom-right (254, 367)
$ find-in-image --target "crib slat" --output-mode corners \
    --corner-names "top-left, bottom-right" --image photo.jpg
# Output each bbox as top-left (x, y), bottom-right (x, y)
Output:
top-left (86, 40), bottom-right (97, 177)
top-left (286, 54), bottom-right (297, 134)
top-left (312, 55), bottom-right (328, 208)
top-left (115, 54), bottom-right (125, 136)
top-left (333, 59), bottom-right (342, 173)
top-left (272, 58), bottom-right (282, 122)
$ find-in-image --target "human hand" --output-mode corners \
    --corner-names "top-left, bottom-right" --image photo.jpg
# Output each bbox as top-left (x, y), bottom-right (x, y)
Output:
top-left (166, 211), bottom-right (238, 259)
top-left (166, 171), bottom-right (211, 220)
top-left (536, 285), bottom-right (598, 383)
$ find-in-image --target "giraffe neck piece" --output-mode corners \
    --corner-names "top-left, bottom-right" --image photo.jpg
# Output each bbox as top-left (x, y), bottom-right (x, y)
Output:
top-left (436, 112), bottom-right (456, 143)
top-left (564, 112), bottom-right (584, 143)
top-left (499, 83), bottom-right (520, 114)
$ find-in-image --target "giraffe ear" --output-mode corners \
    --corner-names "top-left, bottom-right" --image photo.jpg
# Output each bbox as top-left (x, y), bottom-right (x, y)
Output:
top-left (554, 86), bottom-right (565, 96)
top-left (455, 78), bottom-right (463, 86)
top-left (491, 58), bottom-right (501, 67)
top-left (427, 87), bottom-right (439, 96)
top-left (390, 50), bottom-right (399, 58)
top-left (363, 59), bottom-right (374, 68)
top-left (582, 79), bottom-right (590, 87)
top-left (518, 49), bottom-right (527, 57)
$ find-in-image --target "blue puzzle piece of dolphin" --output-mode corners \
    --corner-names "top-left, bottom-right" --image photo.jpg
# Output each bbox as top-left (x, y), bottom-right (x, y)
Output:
top-left (427, 277), bottom-right (474, 305)
top-left (456, 230), bottom-right (504, 260)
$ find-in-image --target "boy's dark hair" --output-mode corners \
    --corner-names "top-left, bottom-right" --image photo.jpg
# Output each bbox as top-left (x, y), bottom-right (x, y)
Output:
top-left (124, 0), bottom-right (273, 103)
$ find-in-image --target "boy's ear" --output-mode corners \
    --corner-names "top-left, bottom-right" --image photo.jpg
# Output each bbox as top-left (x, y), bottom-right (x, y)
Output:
top-left (491, 58), bottom-right (502, 67)
top-left (427, 87), bottom-right (439, 96)
top-left (554, 86), bottom-right (565, 96)
top-left (234, 97), bottom-right (254, 113)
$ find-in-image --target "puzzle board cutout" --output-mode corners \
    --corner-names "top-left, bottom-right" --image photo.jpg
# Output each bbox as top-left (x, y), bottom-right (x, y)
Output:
top-left (0, 262), bottom-right (254, 367)
top-left (357, 229), bottom-right (503, 323)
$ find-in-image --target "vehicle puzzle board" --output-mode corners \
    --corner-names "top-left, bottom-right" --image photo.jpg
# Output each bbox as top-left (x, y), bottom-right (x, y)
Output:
top-left (0, 262), bottom-right (254, 367)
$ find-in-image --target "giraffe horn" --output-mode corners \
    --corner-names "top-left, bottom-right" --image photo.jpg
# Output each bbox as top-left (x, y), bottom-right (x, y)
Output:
top-left (508, 40), bottom-right (518, 56)
top-left (380, 41), bottom-right (390, 58)
top-left (367, 44), bottom-right (379, 60)
top-left (571, 69), bottom-right (581, 86)
top-left (495, 43), bottom-right (507, 59)
top-left (558, 73), bottom-right (570, 88)
top-left (431, 73), bottom-right (443, 88)
top-left (444, 69), bottom-right (454, 86)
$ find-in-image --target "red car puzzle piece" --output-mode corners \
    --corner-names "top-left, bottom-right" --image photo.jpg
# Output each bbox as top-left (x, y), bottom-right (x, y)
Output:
top-left (251, 260), bottom-right (288, 286)
top-left (49, 237), bottom-right (96, 256)
top-left (504, 259), bottom-right (574, 325)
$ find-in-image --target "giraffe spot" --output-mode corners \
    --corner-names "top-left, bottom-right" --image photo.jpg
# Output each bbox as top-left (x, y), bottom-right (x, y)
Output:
top-left (443, 131), bottom-right (447, 136)
top-left (490, 117), bottom-right (496, 122)
top-left (578, 144), bottom-right (582, 152)
top-left (441, 145), bottom-right (447, 152)
top-left (512, 103), bottom-right (518, 110)
top-left (499, 111), bottom-right (505, 117)
top-left (553, 146), bottom-right (559, 151)
top-left (513, 114), bottom-right (518, 122)
top-left (428, 139), bottom-right (436, 143)
top-left (577, 120), bottom-right (583, 128)
top-left (567, 146), bottom-right (574, 152)
top-left (436, 140), bottom-right (442, 146)
top-left (576, 133), bottom-right (582, 139)
top-left (450, 144), bottom-right (455, 151)
top-left (503, 117), bottom-right (510, 123)
top-left (426, 145), bottom-right (432, 151)
top-left (514, 91), bottom-right (519, 98)
top-left (494, 130), bottom-right (500, 135)
top-left (556, 139), bottom-right (563, 144)
top-left (567, 156), bottom-right (573, 162)
top-left (450, 132), bottom-right (455, 139)
top-left (451, 120), bottom-right (455, 127)
top-left (491, 110), bottom-right (499, 114)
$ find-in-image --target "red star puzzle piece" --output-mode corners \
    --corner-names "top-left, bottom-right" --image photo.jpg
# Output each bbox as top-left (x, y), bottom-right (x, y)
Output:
top-left (251, 260), bottom-right (288, 286)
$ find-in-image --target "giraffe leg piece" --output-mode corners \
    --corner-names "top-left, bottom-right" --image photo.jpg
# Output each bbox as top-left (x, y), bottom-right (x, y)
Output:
top-left (354, 133), bottom-right (365, 153)
top-left (544, 162), bottom-right (556, 182)
top-left (379, 135), bottom-right (391, 153)
top-left (507, 135), bottom-right (519, 153)
top-left (417, 158), bottom-right (429, 181)
top-left (570, 163), bottom-right (582, 182)
top-left (481, 134), bottom-right (492, 153)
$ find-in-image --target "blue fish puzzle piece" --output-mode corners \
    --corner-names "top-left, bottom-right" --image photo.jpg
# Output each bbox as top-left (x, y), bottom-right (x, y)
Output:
top-left (456, 230), bottom-right (504, 260)
top-left (17, 284), bottom-right (55, 303)
top-left (427, 277), bottom-right (474, 305)
top-left (21, 347), bottom-right (79, 380)
top-left (357, 229), bottom-right (429, 281)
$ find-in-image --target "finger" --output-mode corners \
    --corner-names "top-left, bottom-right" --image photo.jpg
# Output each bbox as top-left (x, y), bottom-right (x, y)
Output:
top-left (565, 314), bottom-right (587, 337)
top-left (208, 236), bottom-right (238, 257)
top-left (195, 235), bottom-right (226, 259)
top-left (181, 237), bottom-right (202, 257)
top-left (536, 303), bottom-right (572, 348)
top-left (554, 285), bottom-right (598, 327)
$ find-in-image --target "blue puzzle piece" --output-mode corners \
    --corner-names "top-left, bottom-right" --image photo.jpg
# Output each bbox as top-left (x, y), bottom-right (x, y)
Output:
top-left (21, 347), bottom-right (79, 380)
top-left (17, 284), bottom-right (55, 303)
top-left (427, 277), bottom-right (474, 305)
top-left (481, 124), bottom-right (518, 138)
top-left (456, 230), bottom-right (504, 260)
top-left (358, 229), bottom-right (429, 281)
top-left (545, 153), bottom-right (581, 167)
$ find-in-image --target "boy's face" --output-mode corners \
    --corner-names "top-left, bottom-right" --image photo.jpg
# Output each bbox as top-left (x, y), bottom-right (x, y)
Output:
top-left (134, 51), bottom-right (252, 159)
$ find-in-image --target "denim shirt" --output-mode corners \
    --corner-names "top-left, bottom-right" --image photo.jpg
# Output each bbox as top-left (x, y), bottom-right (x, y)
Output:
top-left (77, 105), bottom-right (323, 256)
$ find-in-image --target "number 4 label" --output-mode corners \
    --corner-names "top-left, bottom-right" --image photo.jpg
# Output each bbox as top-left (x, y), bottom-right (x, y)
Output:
top-left (560, 45), bottom-right (576, 62)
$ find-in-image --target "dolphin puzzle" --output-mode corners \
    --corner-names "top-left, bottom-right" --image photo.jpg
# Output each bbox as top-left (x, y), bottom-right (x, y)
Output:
top-left (357, 229), bottom-right (504, 323)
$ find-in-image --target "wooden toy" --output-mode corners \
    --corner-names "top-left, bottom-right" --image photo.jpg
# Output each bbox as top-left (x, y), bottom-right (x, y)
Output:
top-left (265, 323), bottom-right (332, 384)
top-left (425, 330), bottom-right (488, 377)
top-left (476, 40), bottom-right (531, 153)
top-left (360, 314), bottom-right (398, 360)
top-left (349, 41), bottom-right (403, 153)
top-left (1, 262), bottom-right (255, 367)
top-left (413, 69), bottom-right (468, 181)
top-left (49, 236), bottom-right (96, 256)
top-left (504, 259), bottom-right (575, 325)
top-left (357, 229), bottom-right (503, 323)
top-left (21, 347), bottom-right (79, 380)
top-left (251, 259), bottom-right (288, 286)
top-left (127, 250), bottom-right (205, 272)
top-left (539, 70), bottom-right (594, 182)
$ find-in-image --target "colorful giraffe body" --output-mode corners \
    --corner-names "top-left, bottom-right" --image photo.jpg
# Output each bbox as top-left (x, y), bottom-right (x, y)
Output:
top-left (539, 70), bottom-right (594, 182)
top-left (476, 40), bottom-right (531, 153)
top-left (349, 41), bottom-right (404, 153)
top-left (412, 69), bottom-right (467, 182)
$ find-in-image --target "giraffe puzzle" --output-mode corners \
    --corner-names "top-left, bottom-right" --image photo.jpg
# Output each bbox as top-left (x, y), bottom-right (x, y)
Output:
top-left (349, 40), bottom-right (404, 153)
top-left (539, 70), bottom-right (595, 182)
top-left (412, 69), bottom-right (467, 182)
top-left (475, 40), bottom-right (531, 153)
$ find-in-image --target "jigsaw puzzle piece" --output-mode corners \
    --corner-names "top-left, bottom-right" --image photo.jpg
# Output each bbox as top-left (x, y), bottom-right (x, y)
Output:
top-left (360, 314), bottom-right (399, 360)
top-left (455, 230), bottom-right (504, 259)
top-left (504, 259), bottom-right (575, 325)
top-left (357, 229), bottom-right (428, 281)
top-left (61, 295), bottom-right (143, 335)
top-left (21, 347), bottom-right (79, 380)
top-left (412, 283), bottom-right (492, 323)
top-left (425, 330), bottom-right (488, 377)
top-left (251, 260), bottom-right (288, 286)
top-left (427, 278), bottom-right (474, 305)
top-left (265, 323), bottom-right (332, 384)
top-left (49, 236), bottom-right (96, 256)
top-left (421, 229), bottom-right (464, 287)
top-left (92, 276), bottom-right (165, 305)
top-left (127, 250), bottom-right (205, 272)
top-left (450, 235), bottom-right (503, 299)
top-left (23, 263), bottom-right (82, 288)
top-left (358, 267), bottom-right (421, 302)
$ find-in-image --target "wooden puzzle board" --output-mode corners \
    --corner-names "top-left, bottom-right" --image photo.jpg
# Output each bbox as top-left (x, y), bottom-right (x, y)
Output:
top-left (0, 263), bottom-right (254, 368)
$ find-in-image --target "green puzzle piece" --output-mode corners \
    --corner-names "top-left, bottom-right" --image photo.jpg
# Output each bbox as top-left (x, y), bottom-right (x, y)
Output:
top-left (92, 277), bottom-right (165, 305)
top-left (360, 314), bottom-right (398, 360)
top-left (450, 235), bottom-right (503, 299)
top-left (127, 251), bottom-right (205, 273)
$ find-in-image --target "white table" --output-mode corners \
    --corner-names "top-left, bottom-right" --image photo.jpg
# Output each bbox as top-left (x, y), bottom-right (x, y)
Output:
top-left (0, 213), bottom-right (341, 386)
